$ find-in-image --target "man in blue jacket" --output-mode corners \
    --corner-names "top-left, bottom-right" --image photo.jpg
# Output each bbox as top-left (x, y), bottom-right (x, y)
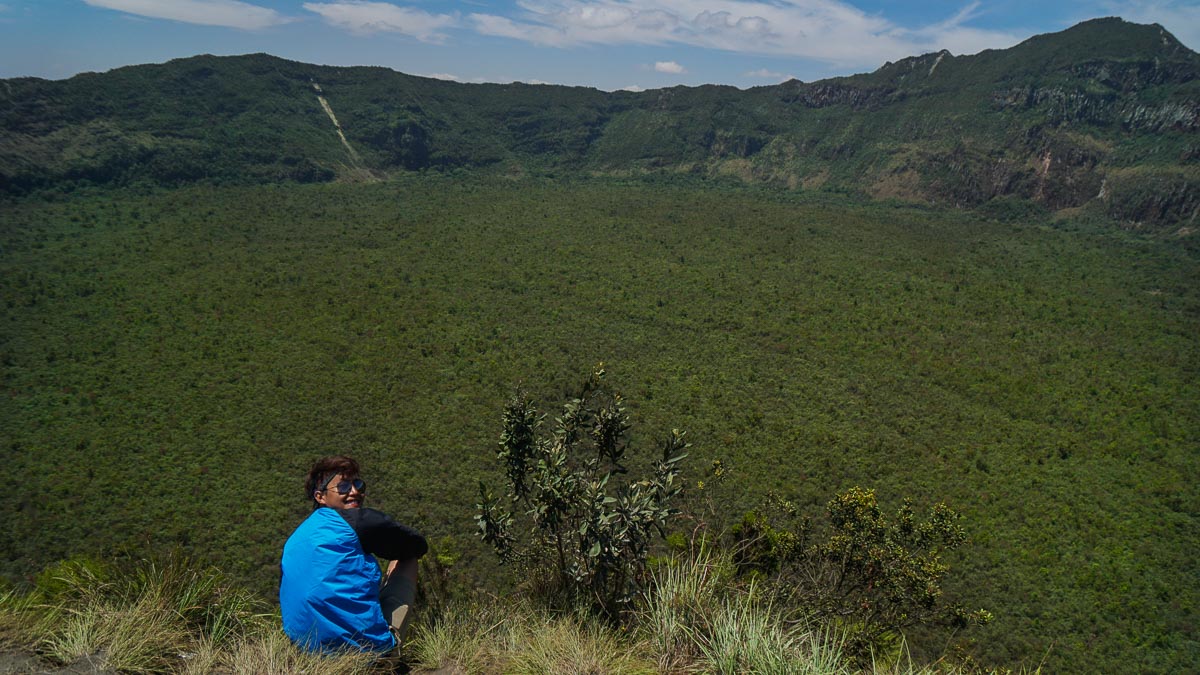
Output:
top-left (280, 456), bottom-right (428, 653)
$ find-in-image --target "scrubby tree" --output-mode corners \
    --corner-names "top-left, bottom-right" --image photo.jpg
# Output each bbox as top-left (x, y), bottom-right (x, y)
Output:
top-left (475, 367), bottom-right (688, 618)
top-left (731, 488), bottom-right (992, 660)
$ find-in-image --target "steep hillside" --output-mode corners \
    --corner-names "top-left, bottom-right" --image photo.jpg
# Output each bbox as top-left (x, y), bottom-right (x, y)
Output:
top-left (1, 17), bottom-right (1197, 227)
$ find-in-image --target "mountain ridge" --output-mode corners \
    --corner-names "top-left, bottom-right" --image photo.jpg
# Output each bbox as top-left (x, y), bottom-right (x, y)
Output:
top-left (1, 17), bottom-right (1196, 227)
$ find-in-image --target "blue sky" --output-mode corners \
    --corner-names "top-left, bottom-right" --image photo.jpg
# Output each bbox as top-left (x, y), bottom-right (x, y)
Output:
top-left (1, 1), bottom-right (1198, 90)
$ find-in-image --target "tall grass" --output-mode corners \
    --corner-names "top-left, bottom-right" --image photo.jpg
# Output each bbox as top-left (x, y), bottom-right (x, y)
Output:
top-left (411, 549), bottom-right (856, 674)
top-left (409, 599), bottom-right (654, 674)
top-left (642, 551), bottom-right (848, 674)
top-left (407, 602), bottom-right (498, 673)
top-left (31, 557), bottom-right (193, 672)
top-left (216, 630), bottom-right (379, 675)
top-left (0, 586), bottom-right (39, 650)
top-left (695, 588), bottom-right (844, 675)
top-left (640, 547), bottom-right (726, 670)
top-left (5, 554), bottom-right (376, 674)
top-left (0, 553), bottom-right (1025, 674)
top-left (38, 594), bottom-right (183, 672)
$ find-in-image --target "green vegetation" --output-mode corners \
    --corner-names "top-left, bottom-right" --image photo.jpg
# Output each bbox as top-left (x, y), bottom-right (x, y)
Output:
top-left (0, 552), bottom-right (374, 672)
top-left (0, 554), bottom-right (379, 673)
top-left (730, 490), bottom-right (992, 662)
top-left (2, 15), bottom-right (1196, 673)
top-left (476, 371), bottom-right (986, 663)
top-left (2, 18), bottom-right (1197, 226)
top-left (1, 174), bottom-right (1195, 671)
top-left (1, 550), bottom-right (999, 674)
top-left (476, 369), bottom-right (689, 617)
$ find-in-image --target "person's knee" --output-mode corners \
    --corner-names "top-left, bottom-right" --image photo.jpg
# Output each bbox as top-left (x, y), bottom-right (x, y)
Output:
top-left (383, 557), bottom-right (417, 583)
top-left (393, 556), bottom-right (419, 581)
top-left (380, 567), bottom-right (416, 611)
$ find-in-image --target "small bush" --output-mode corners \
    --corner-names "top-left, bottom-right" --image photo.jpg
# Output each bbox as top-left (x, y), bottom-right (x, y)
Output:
top-left (731, 489), bottom-right (992, 662)
top-left (476, 366), bottom-right (689, 618)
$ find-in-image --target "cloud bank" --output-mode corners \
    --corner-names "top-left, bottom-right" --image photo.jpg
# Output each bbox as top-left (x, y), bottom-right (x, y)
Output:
top-left (83, 0), bottom-right (290, 30)
top-left (461, 0), bottom-right (1026, 69)
top-left (79, 1), bottom-right (1200, 80)
top-left (303, 1), bottom-right (458, 42)
top-left (77, 1), bottom-right (1058, 72)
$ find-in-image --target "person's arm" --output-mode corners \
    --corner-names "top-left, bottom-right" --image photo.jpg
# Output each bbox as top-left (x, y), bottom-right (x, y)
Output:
top-left (338, 508), bottom-right (428, 561)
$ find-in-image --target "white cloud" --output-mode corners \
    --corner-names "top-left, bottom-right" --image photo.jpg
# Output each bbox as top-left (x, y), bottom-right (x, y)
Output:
top-left (619, 84), bottom-right (645, 91)
top-left (421, 72), bottom-right (461, 81)
top-left (83, 0), bottom-right (290, 30)
top-left (466, 0), bottom-right (1027, 70)
top-left (654, 60), bottom-right (685, 73)
top-left (891, 1), bottom-right (1021, 57)
top-left (304, 1), bottom-right (457, 42)
top-left (744, 67), bottom-right (783, 78)
top-left (467, 12), bottom-right (577, 46)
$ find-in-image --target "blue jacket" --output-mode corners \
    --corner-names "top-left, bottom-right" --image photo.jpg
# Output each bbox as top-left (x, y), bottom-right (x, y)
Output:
top-left (280, 507), bottom-right (425, 652)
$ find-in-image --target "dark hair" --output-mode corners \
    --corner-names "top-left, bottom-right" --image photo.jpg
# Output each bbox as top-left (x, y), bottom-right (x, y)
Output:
top-left (305, 456), bottom-right (361, 506)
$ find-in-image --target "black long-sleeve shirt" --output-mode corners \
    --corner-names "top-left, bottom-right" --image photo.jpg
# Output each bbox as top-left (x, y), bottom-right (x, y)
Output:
top-left (335, 507), bottom-right (428, 561)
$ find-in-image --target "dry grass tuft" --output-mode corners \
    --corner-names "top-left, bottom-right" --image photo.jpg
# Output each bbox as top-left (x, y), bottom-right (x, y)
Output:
top-left (218, 628), bottom-right (379, 675)
top-left (640, 551), bottom-right (852, 675)
top-left (23, 555), bottom-right (272, 673)
top-left (407, 602), bottom-right (498, 673)
top-left (0, 588), bottom-right (40, 650)
top-left (409, 599), bottom-right (653, 674)
top-left (506, 611), bottom-right (652, 675)
top-left (36, 589), bottom-right (187, 672)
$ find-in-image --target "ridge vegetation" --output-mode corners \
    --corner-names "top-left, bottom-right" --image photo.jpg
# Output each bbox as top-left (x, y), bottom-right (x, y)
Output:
top-left (1, 18), bottom-right (1197, 229)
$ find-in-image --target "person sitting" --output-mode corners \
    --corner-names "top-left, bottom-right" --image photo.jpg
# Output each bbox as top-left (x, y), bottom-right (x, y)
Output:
top-left (280, 455), bottom-right (427, 653)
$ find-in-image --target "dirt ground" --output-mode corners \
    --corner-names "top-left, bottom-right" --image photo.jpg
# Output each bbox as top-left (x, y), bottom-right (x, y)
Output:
top-left (0, 651), bottom-right (114, 675)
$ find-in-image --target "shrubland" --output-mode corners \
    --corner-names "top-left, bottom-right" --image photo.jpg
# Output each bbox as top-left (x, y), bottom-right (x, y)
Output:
top-left (0, 369), bottom-right (996, 673)
top-left (0, 175), bottom-right (1196, 671)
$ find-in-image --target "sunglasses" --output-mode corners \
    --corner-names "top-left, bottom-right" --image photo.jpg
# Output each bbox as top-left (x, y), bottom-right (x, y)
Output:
top-left (319, 475), bottom-right (366, 495)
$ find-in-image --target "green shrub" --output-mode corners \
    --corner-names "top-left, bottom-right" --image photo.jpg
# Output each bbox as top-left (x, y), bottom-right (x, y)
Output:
top-left (476, 367), bottom-right (689, 618)
top-left (732, 489), bottom-right (992, 662)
